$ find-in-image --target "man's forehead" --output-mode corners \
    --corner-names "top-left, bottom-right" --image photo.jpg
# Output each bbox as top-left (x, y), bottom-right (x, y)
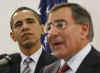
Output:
top-left (50, 7), bottom-right (71, 15)
top-left (13, 10), bottom-right (37, 21)
top-left (48, 7), bottom-right (72, 19)
top-left (13, 10), bottom-right (34, 17)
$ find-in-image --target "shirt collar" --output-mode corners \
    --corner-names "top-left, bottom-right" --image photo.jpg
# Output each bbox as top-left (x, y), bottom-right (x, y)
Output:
top-left (61, 43), bottom-right (92, 73)
top-left (20, 46), bottom-right (43, 64)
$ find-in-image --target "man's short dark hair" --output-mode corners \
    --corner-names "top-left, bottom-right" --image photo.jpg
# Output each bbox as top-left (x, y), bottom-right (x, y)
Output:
top-left (10, 7), bottom-right (42, 31)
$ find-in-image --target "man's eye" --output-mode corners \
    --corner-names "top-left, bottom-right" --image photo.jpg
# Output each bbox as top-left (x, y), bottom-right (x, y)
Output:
top-left (46, 24), bottom-right (53, 31)
top-left (47, 25), bottom-right (51, 31)
top-left (56, 23), bottom-right (66, 29)
top-left (57, 23), bottom-right (63, 28)
top-left (14, 21), bottom-right (22, 28)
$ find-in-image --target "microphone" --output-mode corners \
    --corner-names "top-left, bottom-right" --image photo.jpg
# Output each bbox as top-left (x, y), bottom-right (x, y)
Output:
top-left (0, 54), bottom-right (7, 59)
top-left (0, 55), bottom-right (11, 67)
top-left (0, 54), bottom-right (11, 73)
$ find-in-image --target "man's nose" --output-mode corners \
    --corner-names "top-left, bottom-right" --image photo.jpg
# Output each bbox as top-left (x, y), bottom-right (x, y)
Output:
top-left (21, 22), bottom-right (29, 32)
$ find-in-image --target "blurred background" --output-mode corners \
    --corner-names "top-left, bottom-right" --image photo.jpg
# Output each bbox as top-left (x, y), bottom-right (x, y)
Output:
top-left (0, 0), bottom-right (100, 54)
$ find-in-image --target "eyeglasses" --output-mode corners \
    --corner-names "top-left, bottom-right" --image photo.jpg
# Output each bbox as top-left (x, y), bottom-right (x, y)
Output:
top-left (46, 21), bottom-right (68, 31)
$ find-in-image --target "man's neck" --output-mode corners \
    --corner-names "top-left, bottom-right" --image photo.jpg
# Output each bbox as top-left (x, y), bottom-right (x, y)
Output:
top-left (20, 43), bottom-right (41, 56)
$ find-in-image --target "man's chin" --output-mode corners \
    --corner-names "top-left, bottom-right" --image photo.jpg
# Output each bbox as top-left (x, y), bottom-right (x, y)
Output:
top-left (22, 42), bottom-right (33, 50)
top-left (21, 39), bottom-right (40, 49)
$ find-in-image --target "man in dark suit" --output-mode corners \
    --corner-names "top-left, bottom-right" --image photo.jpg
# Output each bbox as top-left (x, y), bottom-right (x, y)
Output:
top-left (42, 3), bottom-right (100, 73)
top-left (3, 7), bottom-right (57, 73)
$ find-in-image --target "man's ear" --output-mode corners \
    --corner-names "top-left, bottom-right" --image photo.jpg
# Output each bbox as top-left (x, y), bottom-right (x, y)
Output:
top-left (10, 32), bottom-right (16, 42)
top-left (81, 24), bottom-right (89, 39)
top-left (41, 24), bottom-right (45, 34)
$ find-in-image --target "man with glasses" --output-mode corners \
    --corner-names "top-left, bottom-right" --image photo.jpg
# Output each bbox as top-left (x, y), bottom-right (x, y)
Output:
top-left (42, 3), bottom-right (100, 73)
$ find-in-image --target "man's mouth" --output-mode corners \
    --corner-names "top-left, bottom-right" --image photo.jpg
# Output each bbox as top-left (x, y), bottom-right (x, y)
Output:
top-left (52, 41), bottom-right (63, 48)
top-left (21, 33), bottom-right (33, 41)
top-left (22, 33), bottom-right (32, 37)
top-left (53, 42), bottom-right (62, 45)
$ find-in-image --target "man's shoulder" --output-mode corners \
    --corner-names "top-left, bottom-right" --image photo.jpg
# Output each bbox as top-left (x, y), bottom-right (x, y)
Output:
top-left (9, 53), bottom-right (21, 63)
top-left (91, 48), bottom-right (100, 65)
top-left (88, 47), bottom-right (100, 61)
top-left (0, 53), bottom-right (21, 61)
top-left (81, 47), bottom-right (100, 65)
top-left (9, 53), bottom-right (20, 57)
top-left (77, 47), bottom-right (100, 73)
top-left (9, 53), bottom-right (21, 59)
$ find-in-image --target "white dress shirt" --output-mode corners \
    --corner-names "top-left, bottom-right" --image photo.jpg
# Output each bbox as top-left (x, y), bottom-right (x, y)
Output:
top-left (20, 47), bottom-right (42, 73)
top-left (60, 43), bottom-right (92, 73)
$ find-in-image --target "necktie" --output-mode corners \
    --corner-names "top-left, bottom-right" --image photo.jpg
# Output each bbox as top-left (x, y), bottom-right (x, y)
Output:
top-left (22, 57), bottom-right (32, 73)
top-left (58, 65), bottom-right (69, 73)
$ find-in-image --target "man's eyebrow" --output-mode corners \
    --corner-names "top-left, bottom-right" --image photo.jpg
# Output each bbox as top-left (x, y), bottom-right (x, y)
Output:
top-left (46, 19), bottom-right (68, 26)
top-left (54, 19), bottom-right (67, 23)
top-left (14, 20), bottom-right (22, 25)
top-left (26, 18), bottom-right (34, 21)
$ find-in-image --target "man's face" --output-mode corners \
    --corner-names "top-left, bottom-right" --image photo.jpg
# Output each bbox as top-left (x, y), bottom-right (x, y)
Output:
top-left (10, 10), bottom-right (43, 50)
top-left (46, 7), bottom-right (88, 60)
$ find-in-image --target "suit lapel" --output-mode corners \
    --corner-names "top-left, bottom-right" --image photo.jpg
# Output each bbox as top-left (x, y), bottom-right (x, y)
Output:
top-left (34, 50), bottom-right (46, 73)
top-left (9, 50), bottom-right (56, 73)
top-left (35, 50), bottom-right (57, 73)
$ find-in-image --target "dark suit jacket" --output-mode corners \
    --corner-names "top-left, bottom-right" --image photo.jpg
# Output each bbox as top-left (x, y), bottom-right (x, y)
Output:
top-left (42, 47), bottom-right (100, 73)
top-left (0, 50), bottom-right (57, 73)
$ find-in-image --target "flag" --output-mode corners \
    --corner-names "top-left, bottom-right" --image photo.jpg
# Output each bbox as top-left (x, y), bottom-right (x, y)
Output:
top-left (39, 0), bottom-right (68, 24)
top-left (39, 0), bottom-right (68, 53)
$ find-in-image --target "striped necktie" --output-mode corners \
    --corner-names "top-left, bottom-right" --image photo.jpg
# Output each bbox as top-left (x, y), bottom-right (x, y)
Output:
top-left (22, 57), bottom-right (32, 73)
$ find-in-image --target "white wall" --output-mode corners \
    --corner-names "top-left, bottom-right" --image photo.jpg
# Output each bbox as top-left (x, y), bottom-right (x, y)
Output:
top-left (0, 0), bottom-right (100, 54)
